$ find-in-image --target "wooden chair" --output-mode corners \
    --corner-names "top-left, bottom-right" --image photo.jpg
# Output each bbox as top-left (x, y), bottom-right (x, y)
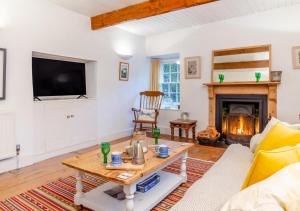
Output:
top-left (132, 91), bottom-right (164, 133)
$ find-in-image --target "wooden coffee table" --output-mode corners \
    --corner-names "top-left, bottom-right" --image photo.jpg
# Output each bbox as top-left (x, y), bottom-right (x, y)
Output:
top-left (62, 138), bottom-right (193, 211)
top-left (170, 119), bottom-right (197, 142)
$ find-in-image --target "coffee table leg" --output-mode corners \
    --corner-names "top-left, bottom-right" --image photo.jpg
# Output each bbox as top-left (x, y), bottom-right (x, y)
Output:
top-left (124, 184), bottom-right (135, 211)
top-left (75, 171), bottom-right (84, 206)
top-left (180, 151), bottom-right (188, 183)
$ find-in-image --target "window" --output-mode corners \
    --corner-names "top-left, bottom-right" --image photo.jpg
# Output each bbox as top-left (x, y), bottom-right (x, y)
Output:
top-left (160, 60), bottom-right (180, 110)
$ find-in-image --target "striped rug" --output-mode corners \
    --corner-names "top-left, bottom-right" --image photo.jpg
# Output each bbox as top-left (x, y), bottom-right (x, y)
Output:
top-left (0, 158), bottom-right (214, 211)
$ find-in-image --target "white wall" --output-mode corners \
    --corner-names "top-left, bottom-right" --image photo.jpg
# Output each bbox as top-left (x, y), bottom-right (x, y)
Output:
top-left (2, 0), bottom-right (300, 172)
top-left (146, 5), bottom-right (300, 133)
top-left (0, 0), bottom-right (149, 172)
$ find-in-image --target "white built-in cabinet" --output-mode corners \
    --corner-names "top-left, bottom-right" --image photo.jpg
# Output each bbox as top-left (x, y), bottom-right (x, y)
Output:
top-left (34, 99), bottom-right (97, 153)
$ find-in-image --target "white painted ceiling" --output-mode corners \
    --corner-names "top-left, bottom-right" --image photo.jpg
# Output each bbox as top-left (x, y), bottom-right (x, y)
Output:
top-left (49, 0), bottom-right (300, 36)
top-left (48, 0), bottom-right (145, 16)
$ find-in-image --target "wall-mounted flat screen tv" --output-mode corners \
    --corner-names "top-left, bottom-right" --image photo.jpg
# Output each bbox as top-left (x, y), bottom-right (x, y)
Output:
top-left (32, 58), bottom-right (86, 97)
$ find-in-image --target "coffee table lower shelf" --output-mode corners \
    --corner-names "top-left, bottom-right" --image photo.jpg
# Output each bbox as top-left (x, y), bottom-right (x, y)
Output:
top-left (77, 171), bottom-right (184, 211)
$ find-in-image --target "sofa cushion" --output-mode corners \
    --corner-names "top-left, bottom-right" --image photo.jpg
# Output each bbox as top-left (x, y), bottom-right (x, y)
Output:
top-left (242, 144), bottom-right (300, 189)
top-left (249, 117), bottom-right (279, 153)
top-left (254, 122), bottom-right (300, 157)
top-left (170, 144), bottom-right (253, 211)
top-left (250, 117), bottom-right (300, 154)
top-left (221, 162), bottom-right (300, 211)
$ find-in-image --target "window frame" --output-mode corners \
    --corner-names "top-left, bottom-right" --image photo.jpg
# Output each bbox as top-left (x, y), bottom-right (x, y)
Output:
top-left (159, 59), bottom-right (180, 110)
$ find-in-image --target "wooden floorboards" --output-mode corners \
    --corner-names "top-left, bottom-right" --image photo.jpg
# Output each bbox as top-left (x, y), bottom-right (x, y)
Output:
top-left (0, 135), bottom-right (225, 201)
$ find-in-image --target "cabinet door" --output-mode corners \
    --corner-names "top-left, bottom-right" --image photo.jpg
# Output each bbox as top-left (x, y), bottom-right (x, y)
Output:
top-left (45, 104), bottom-right (71, 152)
top-left (70, 102), bottom-right (97, 145)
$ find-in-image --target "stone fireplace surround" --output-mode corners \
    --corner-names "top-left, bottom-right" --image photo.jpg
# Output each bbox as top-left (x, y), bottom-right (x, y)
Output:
top-left (204, 82), bottom-right (280, 132)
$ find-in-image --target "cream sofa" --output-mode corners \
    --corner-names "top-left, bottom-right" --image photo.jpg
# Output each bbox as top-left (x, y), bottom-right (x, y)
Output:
top-left (170, 144), bottom-right (253, 211)
top-left (171, 118), bottom-right (300, 211)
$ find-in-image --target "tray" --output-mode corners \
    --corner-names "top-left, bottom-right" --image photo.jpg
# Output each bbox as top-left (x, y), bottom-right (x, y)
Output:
top-left (105, 162), bottom-right (145, 170)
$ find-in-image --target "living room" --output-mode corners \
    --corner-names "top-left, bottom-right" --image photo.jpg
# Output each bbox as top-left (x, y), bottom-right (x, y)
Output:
top-left (1, 0), bottom-right (300, 210)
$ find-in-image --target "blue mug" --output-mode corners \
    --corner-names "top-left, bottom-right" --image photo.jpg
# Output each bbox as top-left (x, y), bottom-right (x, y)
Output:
top-left (158, 145), bottom-right (169, 158)
top-left (111, 151), bottom-right (122, 166)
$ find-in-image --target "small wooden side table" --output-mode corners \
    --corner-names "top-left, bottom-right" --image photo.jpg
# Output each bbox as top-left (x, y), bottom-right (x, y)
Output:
top-left (170, 119), bottom-right (197, 142)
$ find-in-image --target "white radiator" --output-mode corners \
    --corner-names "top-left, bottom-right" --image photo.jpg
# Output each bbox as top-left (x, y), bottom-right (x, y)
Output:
top-left (0, 112), bottom-right (16, 160)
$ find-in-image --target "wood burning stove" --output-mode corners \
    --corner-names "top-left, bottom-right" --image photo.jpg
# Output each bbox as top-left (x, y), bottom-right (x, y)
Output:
top-left (216, 95), bottom-right (268, 146)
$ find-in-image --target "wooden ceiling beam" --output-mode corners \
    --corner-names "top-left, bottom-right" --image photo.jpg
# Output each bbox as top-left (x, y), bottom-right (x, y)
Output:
top-left (91, 0), bottom-right (218, 30)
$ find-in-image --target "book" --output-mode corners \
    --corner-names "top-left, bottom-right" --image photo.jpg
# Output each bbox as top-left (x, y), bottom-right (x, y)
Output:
top-left (104, 186), bottom-right (125, 200)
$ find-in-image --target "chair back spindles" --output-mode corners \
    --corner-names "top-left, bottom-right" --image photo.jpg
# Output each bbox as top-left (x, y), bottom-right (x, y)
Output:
top-left (139, 91), bottom-right (164, 111)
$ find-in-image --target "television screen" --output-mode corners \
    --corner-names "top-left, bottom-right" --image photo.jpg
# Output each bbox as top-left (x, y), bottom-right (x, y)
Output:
top-left (32, 58), bottom-right (86, 97)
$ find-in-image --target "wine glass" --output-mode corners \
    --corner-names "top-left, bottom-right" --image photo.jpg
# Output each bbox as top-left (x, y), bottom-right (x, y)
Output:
top-left (218, 74), bottom-right (224, 83)
top-left (101, 142), bottom-right (110, 164)
top-left (255, 72), bottom-right (261, 82)
top-left (153, 128), bottom-right (160, 145)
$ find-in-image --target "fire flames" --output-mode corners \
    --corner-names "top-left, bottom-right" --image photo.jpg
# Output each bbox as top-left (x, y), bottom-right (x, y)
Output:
top-left (228, 114), bottom-right (254, 136)
top-left (236, 116), bottom-right (244, 135)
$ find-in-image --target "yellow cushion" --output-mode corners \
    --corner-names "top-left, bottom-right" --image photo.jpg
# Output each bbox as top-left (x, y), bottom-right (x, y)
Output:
top-left (222, 163), bottom-right (300, 211)
top-left (241, 145), bottom-right (300, 189)
top-left (254, 122), bottom-right (300, 157)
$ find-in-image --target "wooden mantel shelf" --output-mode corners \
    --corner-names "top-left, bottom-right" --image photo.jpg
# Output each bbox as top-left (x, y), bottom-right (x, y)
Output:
top-left (203, 81), bottom-right (280, 86)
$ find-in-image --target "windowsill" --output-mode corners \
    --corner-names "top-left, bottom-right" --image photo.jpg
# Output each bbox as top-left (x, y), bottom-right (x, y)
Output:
top-left (160, 108), bottom-right (181, 111)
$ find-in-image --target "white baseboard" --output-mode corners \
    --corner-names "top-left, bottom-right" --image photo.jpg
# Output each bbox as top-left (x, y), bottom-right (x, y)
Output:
top-left (0, 157), bottom-right (19, 173)
top-left (34, 139), bottom-right (98, 163)
top-left (158, 125), bottom-right (195, 137)
top-left (1, 127), bottom-right (187, 174)
top-left (0, 139), bottom-right (98, 174)
top-left (158, 126), bottom-right (171, 135)
top-left (98, 128), bottom-right (133, 143)
top-left (0, 128), bottom-right (135, 174)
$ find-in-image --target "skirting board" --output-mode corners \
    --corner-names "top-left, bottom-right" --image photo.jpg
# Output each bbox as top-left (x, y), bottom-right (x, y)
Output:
top-left (158, 126), bottom-right (171, 135)
top-left (97, 128), bottom-right (134, 142)
top-left (0, 128), bottom-right (134, 174)
top-left (35, 139), bottom-right (98, 163)
top-left (158, 125), bottom-right (194, 137)
top-left (0, 126), bottom-right (192, 174)
top-left (0, 139), bottom-right (98, 174)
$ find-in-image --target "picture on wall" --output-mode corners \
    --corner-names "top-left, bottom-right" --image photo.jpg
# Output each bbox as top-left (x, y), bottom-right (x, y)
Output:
top-left (0, 49), bottom-right (6, 100)
top-left (292, 46), bottom-right (300, 69)
top-left (185, 56), bottom-right (201, 79)
top-left (119, 62), bottom-right (129, 81)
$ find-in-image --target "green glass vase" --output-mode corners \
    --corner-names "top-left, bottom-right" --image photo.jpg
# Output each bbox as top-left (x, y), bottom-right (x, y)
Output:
top-left (101, 142), bottom-right (110, 164)
top-left (153, 128), bottom-right (160, 145)
top-left (218, 74), bottom-right (224, 83)
top-left (255, 72), bottom-right (261, 82)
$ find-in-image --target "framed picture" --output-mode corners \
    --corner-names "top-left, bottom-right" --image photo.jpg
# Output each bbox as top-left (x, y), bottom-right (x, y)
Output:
top-left (185, 56), bottom-right (201, 79)
top-left (292, 46), bottom-right (300, 69)
top-left (119, 62), bottom-right (129, 81)
top-left (0, 49), bottom-right (6, 100)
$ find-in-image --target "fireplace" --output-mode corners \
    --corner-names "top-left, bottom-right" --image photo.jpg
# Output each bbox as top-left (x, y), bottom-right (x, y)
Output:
top-left (225, 104), bottom-right (256, 145)
top-left (216, 95), bottom-right (268, 146)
